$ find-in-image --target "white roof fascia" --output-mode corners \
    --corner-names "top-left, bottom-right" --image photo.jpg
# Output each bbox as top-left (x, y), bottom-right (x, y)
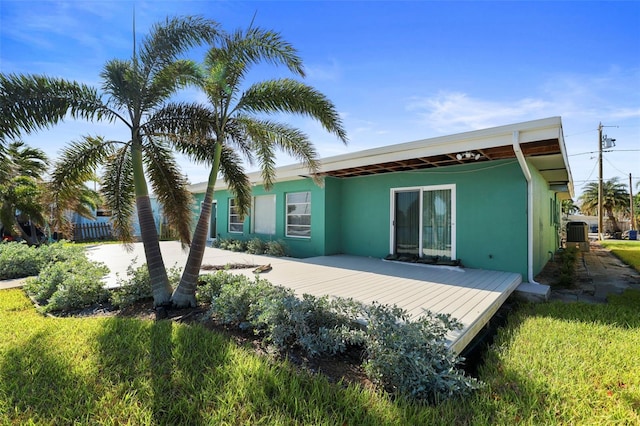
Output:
top-left (189, 117), bottom-right (571, 193)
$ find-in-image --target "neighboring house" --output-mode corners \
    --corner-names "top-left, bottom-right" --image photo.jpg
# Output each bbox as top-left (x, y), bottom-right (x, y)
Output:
top-left (69, 197), bottom-right (167, 240)
top-left (189, 117), bottom-right (573, 282)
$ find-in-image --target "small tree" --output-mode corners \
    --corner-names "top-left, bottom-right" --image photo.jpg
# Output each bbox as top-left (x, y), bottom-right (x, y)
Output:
top-left (579, 178), bottom-right (629, 232)
top-left (0, 140), bottom-right (49, 244)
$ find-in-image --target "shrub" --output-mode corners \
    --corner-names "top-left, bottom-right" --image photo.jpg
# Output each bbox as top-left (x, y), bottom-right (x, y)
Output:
top-left (265, 240), bottom-right (286, 257)
top-left (195, 272), bottom-right (225, 303)
top-left (110, 260), bottom-right (182, 308)
top-left (361, 303), bottom-right (482, 403)
top-left (208, 273), bottom-right (274, 329)
top-left (23, 256), bottom-right (109, 312)
top-left (557, 246), bottom-right (579, 287)
top-left (255, 293), bottom-right (367, 356)
top-left (0, 241), bottom-right (83, 280)
top-left (246, 238), bottom-right (266, 255)
top-left (205, 271), bottom-right (480, 402)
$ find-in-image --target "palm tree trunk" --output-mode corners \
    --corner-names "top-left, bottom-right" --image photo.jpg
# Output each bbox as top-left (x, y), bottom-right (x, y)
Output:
top-left (607, 208), bottom-right (621, 233)
top-left (132, 141), bottom-right (172, 306)
top-left (172, 143), bottom-right (221, 308)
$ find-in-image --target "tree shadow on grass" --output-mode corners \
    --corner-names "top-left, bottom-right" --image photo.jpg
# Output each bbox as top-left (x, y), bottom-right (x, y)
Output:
top-left (0, 330), bottom-right (98, 424)
top-left (94, 316), bottom-right (439, 425)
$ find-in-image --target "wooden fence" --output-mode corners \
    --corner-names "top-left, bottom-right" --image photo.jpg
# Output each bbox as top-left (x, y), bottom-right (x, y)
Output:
top-left (72, 223), bottom-right (114, 242)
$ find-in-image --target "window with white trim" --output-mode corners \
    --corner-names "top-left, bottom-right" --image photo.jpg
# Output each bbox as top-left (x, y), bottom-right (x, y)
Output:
top-left (228, 198), bottom-right (243, 233)
top-left (286, 191), bottom-right (311, 238)
top-left (252, 194), bottom-right (276, 235)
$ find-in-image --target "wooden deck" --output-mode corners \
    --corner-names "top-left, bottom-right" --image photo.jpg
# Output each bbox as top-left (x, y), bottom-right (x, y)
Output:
top-left (88, 242), bottom-right (522, 354)
top-left (231, 254), bottom-right (522, 353)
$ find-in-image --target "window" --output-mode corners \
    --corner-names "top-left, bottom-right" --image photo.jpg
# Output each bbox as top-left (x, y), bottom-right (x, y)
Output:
top-left (228, 198), bottom-right (243, 233)
top-left (252, 194), bottom-right (276, 235)
top-left (286, 191), bottom-right (311, 238)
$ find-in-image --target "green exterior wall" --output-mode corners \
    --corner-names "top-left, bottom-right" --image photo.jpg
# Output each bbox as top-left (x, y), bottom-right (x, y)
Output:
top-left (192, 159), bottom-right (564, 280)
top-left (529, 163), bottom-right (562, 276)
top-left (336, 160), bottom-right (529, 276)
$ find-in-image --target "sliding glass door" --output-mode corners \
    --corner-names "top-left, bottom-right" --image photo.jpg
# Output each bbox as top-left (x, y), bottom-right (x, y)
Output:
top-left (392, 185), bottom-right (455, 260)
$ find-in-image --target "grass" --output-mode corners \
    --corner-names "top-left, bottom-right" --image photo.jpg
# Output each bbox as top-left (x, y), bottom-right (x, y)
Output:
top-left (1, 289), bottom-right (639, 425)
top-left (599, 239), bottom-right (640, 272)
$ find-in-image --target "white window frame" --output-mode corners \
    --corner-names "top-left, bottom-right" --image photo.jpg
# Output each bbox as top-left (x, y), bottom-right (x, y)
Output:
top-left (389, 184), bottom-right (456, 259)
top-left (286, 191), bottom-right (311, 238)
top-left (228, 198), bottom-right (243, 233)
top-left (251, 194), bottom-right (276, 235)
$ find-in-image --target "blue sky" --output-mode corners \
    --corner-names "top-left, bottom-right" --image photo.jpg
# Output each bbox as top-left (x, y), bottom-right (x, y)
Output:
top-left (1, 0), bottom-right (639, 198)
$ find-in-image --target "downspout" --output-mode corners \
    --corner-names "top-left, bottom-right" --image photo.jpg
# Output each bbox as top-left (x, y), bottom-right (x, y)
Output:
top-left (512, 131), bottom-right (540, 285)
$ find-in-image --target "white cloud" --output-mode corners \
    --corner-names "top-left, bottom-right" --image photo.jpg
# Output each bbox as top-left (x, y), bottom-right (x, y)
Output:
top-left (406, 91), bottom-right (553, 133)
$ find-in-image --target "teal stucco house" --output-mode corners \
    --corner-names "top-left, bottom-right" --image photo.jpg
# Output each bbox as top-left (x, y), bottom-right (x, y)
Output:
top-left (188, 117), bottom-right (573, 283)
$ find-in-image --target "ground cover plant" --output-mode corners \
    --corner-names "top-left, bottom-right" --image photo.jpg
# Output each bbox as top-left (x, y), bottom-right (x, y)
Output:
top-left (2, 287), bottom-right (640, 424)
top-left (0, 240), bottom-right (83, 280)
top-left (206, 271), bottom-right (481, 403)
top-left (599, 239), bottom-right (640, 272)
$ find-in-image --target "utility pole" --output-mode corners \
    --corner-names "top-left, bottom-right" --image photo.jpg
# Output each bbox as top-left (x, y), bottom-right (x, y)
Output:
top-left (631, 173), bottom-right (636, 231)
top-left (597, 123), bottom-right (616, 240)
top-left (598, 123), bottom-right (603, 240)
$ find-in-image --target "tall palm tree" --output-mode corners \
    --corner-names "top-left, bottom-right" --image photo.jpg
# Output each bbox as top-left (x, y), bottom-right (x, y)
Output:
top-left (0, 140), bottom-right (49, 244)
top-left (1, 16), bottom-right (219, 306)
top-left (579, 177), bottom-right (629, 232)
top-left (158, 27), bottom-right (348, 307)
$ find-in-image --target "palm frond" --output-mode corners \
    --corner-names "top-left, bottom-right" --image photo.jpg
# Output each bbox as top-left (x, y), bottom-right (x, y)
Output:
top-left (138, 16), bottom-right (220, 76)
top-left (0, 73), bottom-right (114, 139)
top-left (145, 102), bottom-right (215, 144)
top-left (238, 79), bottom-right (348, 143)
top-left (102, 146), bottom-right (135, 242)
top-left (206, 27), bottom-right (304, 79)
top-left (234, 117), bottom-right (321, 189)
top-left (50, 136), bottom-right (117, 193)
top-left (218, 145), bottom-right (252, 218)
top-left (142, 139), bottom-right (193, 245)
top-left (100, 59), bottom-right (141, 114)
top-left (142, 60), bottom-right (203, 110)
top-left (3, 140), bottom-right (49, 180)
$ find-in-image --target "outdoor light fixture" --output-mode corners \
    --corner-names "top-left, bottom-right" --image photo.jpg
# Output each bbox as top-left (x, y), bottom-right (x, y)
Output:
top-left (456, 151), bottom-right (482, 161)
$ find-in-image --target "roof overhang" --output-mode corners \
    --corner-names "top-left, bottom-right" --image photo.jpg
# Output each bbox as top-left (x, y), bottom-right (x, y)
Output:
top-left (190, 116), bottom-right (574, 198)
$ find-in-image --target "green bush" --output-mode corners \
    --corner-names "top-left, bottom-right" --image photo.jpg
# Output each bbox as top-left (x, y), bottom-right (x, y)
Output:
top-left (195, 272), bottom-right (225, 303)
top-left (362, 302), bottom-right (482, 403)
top-left (23, 256), bottom-right (109, 312)
top-left (213, 238), bottom-right (286, 257)
top-left (265, 240), bottom-right (286, 257)
top-left (206, 271), bottom-right (480, 403)
top-left (110, 260), bottom-right (182, 308)
top-left (0, 241), bottom-right (83, 280)
top-left (246, 238), bottom-right (266, 255)
top-left (557, 246), bottom-right (579, 287)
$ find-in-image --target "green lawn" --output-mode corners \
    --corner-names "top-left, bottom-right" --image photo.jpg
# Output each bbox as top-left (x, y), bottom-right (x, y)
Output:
top-left (1, 288), bottom-right (639, 425)
top-left (599, 239), bottom-right (640, 272)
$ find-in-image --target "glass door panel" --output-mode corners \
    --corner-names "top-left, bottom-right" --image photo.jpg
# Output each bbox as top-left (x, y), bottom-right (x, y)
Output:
top-left (422, 189), bottom-right (451, 259)
top-left (394, 191), bottom-right (420, 256)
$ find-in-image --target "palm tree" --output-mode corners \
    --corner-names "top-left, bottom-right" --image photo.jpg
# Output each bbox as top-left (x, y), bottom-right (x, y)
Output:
top-left (43, 170), bottom-right (103, 240)
top-left (0, 140), bottom-right (49, 244)
top-left (579, 177), bottom-right (629, 232)
top-left (159, 27), bottom-right (348, 307)
top-left (1, 16), bottom-right (219, 306)
top-left (562, 199), bottom-right (580, 218)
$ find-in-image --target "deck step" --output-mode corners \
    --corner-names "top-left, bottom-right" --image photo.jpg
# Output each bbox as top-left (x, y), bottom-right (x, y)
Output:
top-left (515, 282), bottom-right (550, 302)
